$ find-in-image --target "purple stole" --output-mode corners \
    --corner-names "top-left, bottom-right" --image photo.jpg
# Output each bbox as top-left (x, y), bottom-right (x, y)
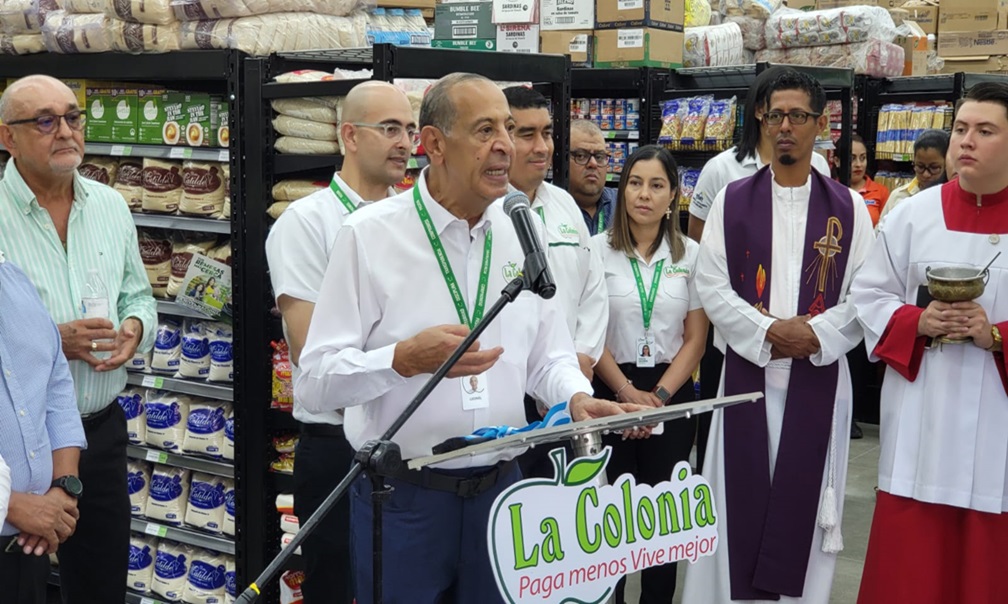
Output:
top-left (722, 166), bottom-right (854, 600)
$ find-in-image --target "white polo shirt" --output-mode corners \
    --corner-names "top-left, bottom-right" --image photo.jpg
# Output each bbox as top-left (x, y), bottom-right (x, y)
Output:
top-left (265, 172), bottom-right (395, 425)
top-left (689, 147), bottom-right (832, 222)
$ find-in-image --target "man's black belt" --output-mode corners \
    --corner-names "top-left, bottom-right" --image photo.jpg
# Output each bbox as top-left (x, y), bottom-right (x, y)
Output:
top-left (380, 460), bottom-right (515, 499)
top-left (299, 423), bottom-right (345, 438)
top-left (81, 402), bottom-right (115, 428)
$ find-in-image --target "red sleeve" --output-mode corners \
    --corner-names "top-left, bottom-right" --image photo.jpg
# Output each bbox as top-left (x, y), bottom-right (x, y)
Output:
top-left (873, 305), bottom-right (927, 381)
top-left (992, 321), bottom-right (1008, 396)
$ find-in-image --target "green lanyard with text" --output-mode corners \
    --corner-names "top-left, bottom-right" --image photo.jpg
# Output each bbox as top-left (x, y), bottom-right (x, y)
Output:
top-left (330, 177), bottom-right (358, 214)
top-left (596, 208), bottom-right (605, 233)
top-left (630, 257), bottom-right (664, 332)
top-left (413, 185), bottom-right (492, 328)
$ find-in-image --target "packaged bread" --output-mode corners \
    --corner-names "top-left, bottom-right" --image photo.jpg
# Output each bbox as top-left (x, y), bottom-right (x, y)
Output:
top-left (0, 33), bottom-right (46, 54)
top-left (274, 136), bottom-right (341, 155)
top-left (106, 0), bottom-right (178, 25)
top-left (111, 20), bottom-right (181, 52)
top-left (114, 159), bottom-right (145, 211)
top-left (41, 11), bottom-right (114, 53)
top-left (78, 156), bottom-right (118, 185)
top-left (271, 179), bottom-right (327, 201)
top-left (138, 229), bottom-right (174, 297)
top-left (272, 115), bottom-right (339, 141)
top-left (142, 158), bottom-right (184, 214)
top-left (167, 234), bottom-right (216, 298)
top-left (270, 98), bottom-right (340, 123)
top-left (179, 161), bottom-right (226, 217)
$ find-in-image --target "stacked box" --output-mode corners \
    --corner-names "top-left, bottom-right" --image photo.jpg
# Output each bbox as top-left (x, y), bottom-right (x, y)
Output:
top-left (433, 2), bottom-right (496, 51)
top-left (85, 84), bottom-right (115, 143)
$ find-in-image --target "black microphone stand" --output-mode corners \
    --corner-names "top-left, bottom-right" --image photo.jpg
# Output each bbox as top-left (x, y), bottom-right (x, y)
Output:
top-left (236, 276), bottom-right (531, 604)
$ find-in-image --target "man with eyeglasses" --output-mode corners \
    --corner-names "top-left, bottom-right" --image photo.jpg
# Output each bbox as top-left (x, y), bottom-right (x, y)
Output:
top-left (684, 69), bottom-right (875, 603)
top-left (0, 75), bottom-right (156, 604)
top-left (265, 79), bottom-right (415, 604)
top-left (568, 119), bottom-right (617, 235)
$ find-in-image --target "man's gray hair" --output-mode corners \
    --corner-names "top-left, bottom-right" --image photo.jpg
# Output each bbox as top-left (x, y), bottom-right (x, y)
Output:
top-left (419, 73), bottom-right (493, 134)
top-left (570, 118), bottom-right (603, 138)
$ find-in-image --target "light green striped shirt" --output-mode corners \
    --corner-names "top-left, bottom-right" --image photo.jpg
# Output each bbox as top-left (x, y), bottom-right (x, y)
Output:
top-left (0, 159), bottom-right (156, 414)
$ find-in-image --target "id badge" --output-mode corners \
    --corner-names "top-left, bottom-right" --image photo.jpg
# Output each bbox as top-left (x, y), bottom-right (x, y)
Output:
top-left (462, 373), bottom-right (490, 410)
top-left (636, 334), bottom-right (656, 368)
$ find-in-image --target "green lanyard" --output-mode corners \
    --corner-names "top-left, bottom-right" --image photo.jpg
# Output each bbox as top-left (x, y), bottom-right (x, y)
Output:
top-left (535, 206), bottom-right (545, 224)
top-left (630, 257), bottom-right (664, 332)
top-left (330, 177), bottom-right (358, 214)
top-left (596, 208), bottom-right (605, 233)
top-left (412, 185), bottom-right (492, 328)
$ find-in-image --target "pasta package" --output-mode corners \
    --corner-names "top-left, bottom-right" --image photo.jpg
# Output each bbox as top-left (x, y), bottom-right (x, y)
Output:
top-left (765, 6), bottom-right (897, 50)
top-left (657, 99), bottom-right (686, 144)
top-left (681, 97), bottom-right (713, 143)
top-left (704, 97), bottom-right (737, 144)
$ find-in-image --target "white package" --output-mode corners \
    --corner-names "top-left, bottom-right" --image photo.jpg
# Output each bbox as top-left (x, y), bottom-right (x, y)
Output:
top-left (279, 570), bottom-right (304, 604)
top-left (145, 391), bottom-right (192, 452)
top-left (756, 39), bottom-right (905, 78)
top-left (106, 0), bottom-right (178, 25)
top-left (182, 549), bottom-right (228, 603)
top-left (41, 11), bottom-right (114, 53)
top-left (765, 6), bottom-right (896, 50)
top-left (0, 33), bottom-right (46, 54)
top-left (275, 493), bottom-right (293, 515)
top-left (178, 320), bottom-right (211, 379)
top-left (111, 20), bottom-right (181, 52)
top-left (684, 22), bottom-right (746, 68)
top-left (224, 556), bottom-right (236, 602)
top-left (179, 161), bottom-right (227, 217)
top-left (147, 465), bottom-right (190, 526)
top-left (222, 409), bottom-right (234, 461)
top-left (183, 399), bottom-right (231, 458)
top-left (280, 532), bottom-right (301, 555)
top-left (152, 319), bottom-right (183, 374)
top-left (127, 460), bottom-right (152, 517)
top-left (726, 15), bottom-right (766, 51)
top-left (0, 0), bottom-right (61, 35)
top-left (178, 12), bottom-right (367, 55)
top-left (153, 540), bottom-right (194, 602)
top-left (270, 98), bottom-right (340, 123)
top-left (280, 514), bottom-right (299, 534)
top-left (207, 322), bottom-right (233, 383)
top-left (127, 534), bottom-right (158, 594)
top-left (64, 0), bottom-right (104, 12)
top-left (129, 348), bottom-right (152, 373)
top-left (274, 136), bottom-right (341, 155)
top-left (222, 482), bottom-right (236, 537)
top-left (117, 387), bottom-right (146, 445)
top-left (272, 115), bottom-right (339, 141)
top-left (186, 473), bottom-right (230, 534)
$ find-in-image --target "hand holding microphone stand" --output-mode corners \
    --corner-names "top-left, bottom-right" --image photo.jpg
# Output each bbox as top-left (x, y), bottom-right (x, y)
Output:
top-left (236, 192), bottom-right (551, 603)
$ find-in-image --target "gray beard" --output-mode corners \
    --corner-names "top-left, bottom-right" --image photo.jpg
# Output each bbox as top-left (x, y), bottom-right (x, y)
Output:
top-left (779, 154), bottom-right (796, 166)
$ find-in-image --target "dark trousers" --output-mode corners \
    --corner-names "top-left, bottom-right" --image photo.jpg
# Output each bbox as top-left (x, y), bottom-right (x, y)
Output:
top-left (696, 329), bottom-right (723, 475)
top-left (293, 427), bottom-right (355, 604)
top-left (595, 364), bottom-right (697, 604)
top-left (349, 462), bottom-right (521, 604)
top-left (0, 544), bottom-right (49, 604)
top-left (57, 402), bottom-right (129, 604)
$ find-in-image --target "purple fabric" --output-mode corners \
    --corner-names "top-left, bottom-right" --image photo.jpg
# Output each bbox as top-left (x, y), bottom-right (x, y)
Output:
top-left (721, 166), bottom-right (854, 600)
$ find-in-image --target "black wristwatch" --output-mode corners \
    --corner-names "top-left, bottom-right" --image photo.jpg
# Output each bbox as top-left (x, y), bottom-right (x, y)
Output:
top-left (51, 475), bottom-right (83, 499)
top-left (652, 385), bottom-right (672, 404)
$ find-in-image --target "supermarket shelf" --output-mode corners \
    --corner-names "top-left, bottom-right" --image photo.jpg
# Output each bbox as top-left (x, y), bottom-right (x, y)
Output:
top-left (0, 50), bottom-right (240, 81)
top-left (132, 213), bottom-right (231, 234)
top-left (156, 300), bottom-right (214, 320)
top-left (125, 590), bottom-right (173, 604)
top-left (89, 143), bottom-right (228, 162)
top-left (127, 445), bottom-right (234, 478)
top-left (126, 372), bottom-right (234, 402)
top-left (877, 153), bottom-right (914, 162)
top-left (270, 469), bottom-right (296, 493)
top-left (262, 78), bottom-right (370, 99)
top-left (130, 518), bottom-right (235, 555)
top-left (602, 130), bottom-right (640, 140)
top-left (273, 154), bottom-right (342, 175)
top-left (605, 173), bottom-right (620, 183)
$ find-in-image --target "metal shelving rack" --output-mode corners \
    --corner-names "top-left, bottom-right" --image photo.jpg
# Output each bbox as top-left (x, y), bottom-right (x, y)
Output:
top-left (0, 49), bottom-right (248, 600)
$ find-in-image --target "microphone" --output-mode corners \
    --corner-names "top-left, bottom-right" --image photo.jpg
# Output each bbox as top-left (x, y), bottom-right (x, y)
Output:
top-left (502, 191), bottom-right (556, 299)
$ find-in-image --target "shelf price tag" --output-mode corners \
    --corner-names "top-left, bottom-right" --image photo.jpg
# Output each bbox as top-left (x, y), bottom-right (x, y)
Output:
top-left (218, 150), bottom-right (228, 162)
top-left (145, 449), bottom-right (168, 463)
top-left (110, 145), bottom-right (127, 156)
top-left (630, 131), bottom-right (640, 140)
top-left (169, 147), bottom-right (187, 159)
top-left (141, 598), bottom-right (156, 604)
top-left (142, 376), bottom-right (166, 389)
top-left (144, 522), bottom-right (168, 538)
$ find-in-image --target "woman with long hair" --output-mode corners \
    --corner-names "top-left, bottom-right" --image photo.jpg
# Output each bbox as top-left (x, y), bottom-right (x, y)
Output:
top-left (590, 145), bottom-right (709, 604)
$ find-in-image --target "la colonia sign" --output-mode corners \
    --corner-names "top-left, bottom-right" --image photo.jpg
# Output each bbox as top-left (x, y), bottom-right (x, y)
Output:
top-left (488, 447), bottom-right (719, 603)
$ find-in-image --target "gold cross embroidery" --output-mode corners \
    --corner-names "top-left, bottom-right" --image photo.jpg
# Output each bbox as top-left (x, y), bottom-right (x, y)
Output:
top-left (809, 216), bottom-right (843, 293)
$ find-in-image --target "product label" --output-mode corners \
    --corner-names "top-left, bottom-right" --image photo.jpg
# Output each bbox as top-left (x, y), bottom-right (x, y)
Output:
top-left (154, 550), bottom-right (187, 580)
top-left (146, 402), bottom-right (182, 431)
top-left (569, 34), bottom-right (588, 53)
top-left (618, 28), bottom-right (644, 48)
top-left (150, 473), bottom-right (185, 503)
top-left (187, 406), bottom-right (225, 435)
top-left (188, 561), bottom-right (226, 590)
top-left (189, 480), bottom-right (226, 510)
top-left (127, 469), bottom-right (148, 496)
top-left (618, 0), bottom-right (642, 9)
top-left (119, 393), bottom-right (143, 421)
top-left (128, 543), bottom-right (154, 571)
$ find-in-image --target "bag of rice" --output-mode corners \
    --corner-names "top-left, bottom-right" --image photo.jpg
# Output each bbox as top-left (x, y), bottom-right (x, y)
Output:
top-left (129, 348), bottom-right (152, 372)
top-left (207, 322), bottom-right (233, 383)
top-left (208, 240), bottom-right (231, 266)
top-left (147, 465), bottom-right (190, 526)
top-left (271, 98), bottom-right (340, 123)
top-left (182, 398), bottom-right (230, 457)
top-left (274, 136), bottom-right (341, 155)
top-left (224, 556), bottom-right (236, 602)
top-left (178, 320), bottom-right (211, 379)
top-left (151, 319), bottom-right (183, 374)
top-left (142, 158), bottom-right (184, 214)
top-left (179, 161), bottom-right (226, 217)
top-left (272, 115), bottom-right (338, 141)
top-left (117, 387), bottom-right (147, 444)
top-left (168, 234), bottom-right (216, 299)
top-left (221, 409), bottom-right (234, 461)
top-left (127, 534), bottom-right (158, 594)
top-left (153, 540), bottom-right (194, 602)
top-left (78, 156), bottom-right (118, 185)
top-left (127, 460), bottom-right (152, 516)
top-left (271, 179), bottom-right (327, 201)
top-left (138, 229), bottom-right (173, 297)
top-left (145, 390), bottom-right (192, 453)
top-left (222, 483), bottom-right (236, 536)
top-left (266, 201), bottom-right (292, 220)
top-left (114, 159), bottom-right (145, 211)
top-left (182, 549), bottom-right (228, 604)
top-left (185, 473), bottom-right (229, 534)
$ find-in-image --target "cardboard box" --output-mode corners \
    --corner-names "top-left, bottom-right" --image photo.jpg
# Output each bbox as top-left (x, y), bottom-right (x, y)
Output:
top-left (938, 29), bottom-right (1008, 56)
top-left (492, 0), bottom-right (538, 24)
top-left (899, 1), bottom-right (939, 34)
top-left (108, 87), bottom-right (138, 143)
top-left (159, 92), bottom-right (186, 146)
top-left (594, 27), bottom-right (683, 67)
top-left (137, 87), bottom-right (168, 145)
top-left (541, 0), bottom-right (594, 30)
top-left (183, 93), bottom-right (221, 147)
top-left (496, 23), bottom-right (540, 52)
top-left (540, 29), bottom-right (593, 64)
top-left (431, 38), bottom-right (498, 50)
top-left (85, 85), bottom-right (114, 143)
top-left (895, 20), bottom-right (929, 75)
top-left (217, 100), bottom-right (229, 148)
top-left (939, 0), bottom-right (998, 32)
top-left (939, 54), bottom-right (1008, 72)
top-left (434, 2), bottom-right (496, 39)
top-left (595, 0), bottom-right (684, 31)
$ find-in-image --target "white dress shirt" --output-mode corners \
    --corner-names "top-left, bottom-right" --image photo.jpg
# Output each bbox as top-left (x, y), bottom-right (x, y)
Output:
top-left (591, 234), bottom-right (702, 364)
top-left (526, 181), bottom-right (608, 363)
top-left (265, 172), bottom-right (395, 425)
top-left (689, 147), bottom-right (832, 222)
top-left (297, 170), bottom-right (592, 468)
top-left (0, 453), bottom-right (9, 529)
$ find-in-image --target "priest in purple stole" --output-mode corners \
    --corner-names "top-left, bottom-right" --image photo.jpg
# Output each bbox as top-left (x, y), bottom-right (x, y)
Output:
top-left (682, 70), bottom-right (876, 603)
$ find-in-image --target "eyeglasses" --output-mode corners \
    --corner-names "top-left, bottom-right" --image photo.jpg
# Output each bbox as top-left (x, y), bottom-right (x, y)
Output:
top-left (569, 150), bottom-right (611, 166)
top-left (762, 110), bottom-right (822, 126)
top-left (5, 110), bottom-right (86, 134)
top-left (351, 122), bottom-right (419, 144)
top-left (913, 163), bottom-right (944, 175)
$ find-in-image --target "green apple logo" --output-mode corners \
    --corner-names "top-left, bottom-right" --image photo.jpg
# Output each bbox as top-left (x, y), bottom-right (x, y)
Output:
top-left (488, 447), bottom-right (719, 603)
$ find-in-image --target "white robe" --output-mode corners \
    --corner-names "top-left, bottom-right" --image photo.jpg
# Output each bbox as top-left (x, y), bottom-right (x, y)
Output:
top-left (851, 185), bottom-right (1008, 514)
top-left (682, 174), bottom-right (875, 603)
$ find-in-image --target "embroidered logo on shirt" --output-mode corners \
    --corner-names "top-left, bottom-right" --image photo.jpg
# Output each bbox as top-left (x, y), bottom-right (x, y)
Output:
top-left (664, 264), bottom-right (689, 277)
top-left (556, 223), bottom-right (580, 240)
top-left (502, 261), bottom-right (523, 281)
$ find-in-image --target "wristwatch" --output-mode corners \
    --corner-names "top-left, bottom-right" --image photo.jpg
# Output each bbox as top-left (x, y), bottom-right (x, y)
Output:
top-left (51, 475), bottom-right (83, 499)
top-left (652, 385), bottom-right (672, 405)
top-left (988, 325), bottom-right (1003, 352)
